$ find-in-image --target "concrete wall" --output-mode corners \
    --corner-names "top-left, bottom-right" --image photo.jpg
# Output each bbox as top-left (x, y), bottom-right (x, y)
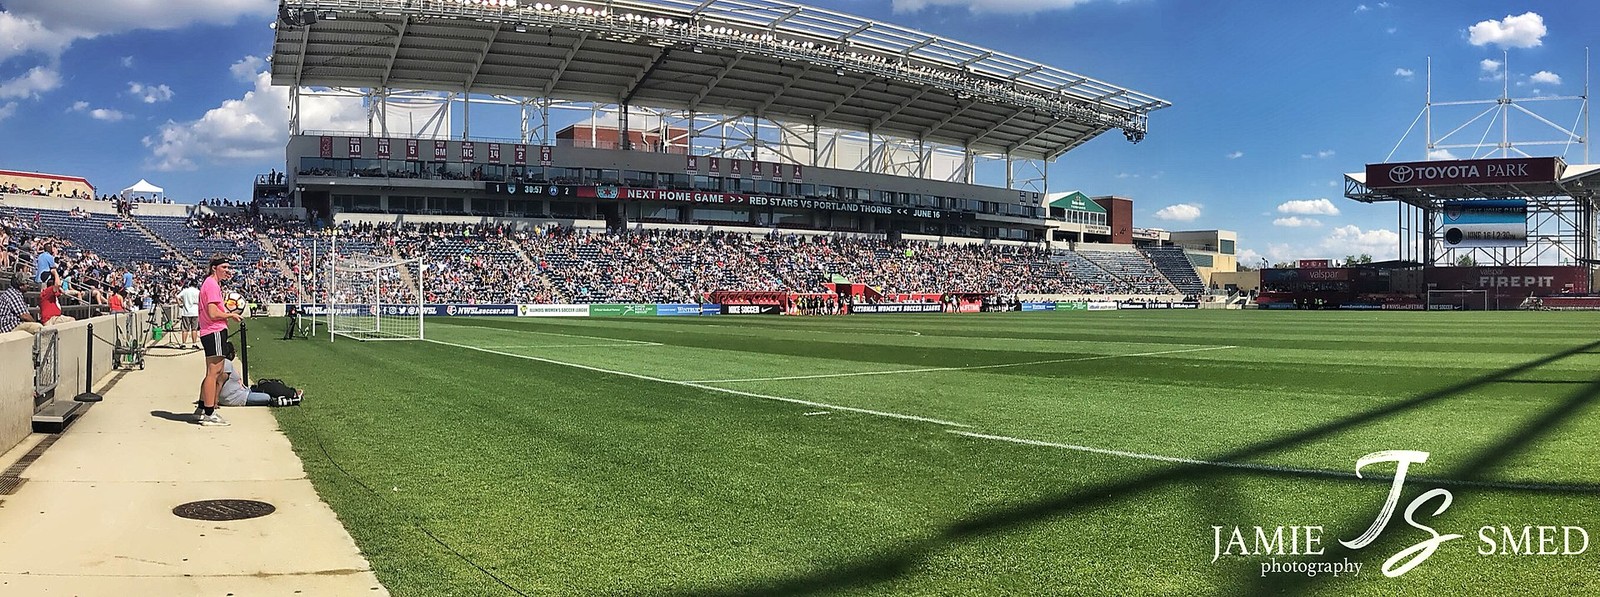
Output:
top-left (0, 311), bottom-right (146, 454)
top-left (0, 331), bottom-right (34, 458)
top-left (0, 193), bottom-right (191, 217)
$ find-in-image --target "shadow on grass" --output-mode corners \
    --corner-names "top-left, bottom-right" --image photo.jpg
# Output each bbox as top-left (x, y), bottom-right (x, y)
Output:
top-left (648, 339), bottom-right (1600, 597)
top-left (1249, 371), bottom-right (1600, 595)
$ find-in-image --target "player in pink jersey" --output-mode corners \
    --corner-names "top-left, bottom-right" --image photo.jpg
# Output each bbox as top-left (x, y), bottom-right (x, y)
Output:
top-left (196, 255), bottom-right (244, 427)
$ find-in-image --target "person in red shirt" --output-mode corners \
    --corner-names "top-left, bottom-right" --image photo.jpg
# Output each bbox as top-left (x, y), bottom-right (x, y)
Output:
top-left (108, 288), bottom-right (126, 313)
top-left (39, 272), bottom-right (73, 325)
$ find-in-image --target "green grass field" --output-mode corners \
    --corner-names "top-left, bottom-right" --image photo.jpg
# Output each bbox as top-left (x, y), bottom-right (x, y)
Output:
top-left (247, 310), bottom-right (1600, 596)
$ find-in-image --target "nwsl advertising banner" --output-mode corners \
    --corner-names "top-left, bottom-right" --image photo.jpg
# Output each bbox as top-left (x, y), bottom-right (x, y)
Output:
top-left (849, 303), bottom-right (942, 314)
top-left (300, 304), bottom-right (518, 316)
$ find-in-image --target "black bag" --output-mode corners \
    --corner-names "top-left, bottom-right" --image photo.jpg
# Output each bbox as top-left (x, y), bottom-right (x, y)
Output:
top-left (252, 378), bottom-right (297, 399)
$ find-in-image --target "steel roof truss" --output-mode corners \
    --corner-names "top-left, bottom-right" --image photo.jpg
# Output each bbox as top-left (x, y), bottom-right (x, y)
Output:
top-left (542, 31), bottom-right (591, 96)
top-left (379, 16), bottom-right (410, 85)
top-left (970, 107), bottom-right (1030, 145)
top-left (463, 23), bottom-right (502, 90)
top-left (871, 85), bottom-right (933, 131)
top-left (754, 63), bottom-right (812, 114)
top-left (687, 55), bottom-right (743, 111)
top-left (816, 77), bottom-right (874, 122)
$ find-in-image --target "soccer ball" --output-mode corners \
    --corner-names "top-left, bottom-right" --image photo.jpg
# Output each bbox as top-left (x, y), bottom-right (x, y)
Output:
top-left (224, 292), bottom-right (245, 313)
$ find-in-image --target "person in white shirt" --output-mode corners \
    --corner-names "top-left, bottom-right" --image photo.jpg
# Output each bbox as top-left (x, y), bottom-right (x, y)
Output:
top-left (177, 281), bottom-right (201, 349)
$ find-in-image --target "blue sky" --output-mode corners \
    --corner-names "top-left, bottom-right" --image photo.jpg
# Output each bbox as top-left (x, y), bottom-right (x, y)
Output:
top-left (0, 1), bottom-right (1594, 264)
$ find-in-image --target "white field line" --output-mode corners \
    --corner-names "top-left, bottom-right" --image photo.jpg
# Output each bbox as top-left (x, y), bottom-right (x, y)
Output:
top-left (514, 329), bottom-right (661, 345)
top-left (952, 431), bottom-right (1599, 493)
top-left (431, 322), bottom-right (661, 346)
top-left (475, 343), bottom-right (664, 349)
top-left (689, 345), bottom-right (1238, 384)
top-left (426, 339), bottom-right (970, 428)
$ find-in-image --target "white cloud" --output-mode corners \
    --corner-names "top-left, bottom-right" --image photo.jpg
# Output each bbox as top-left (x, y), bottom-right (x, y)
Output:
top-left (892, 0), bottom-right (1096, 14)
top-left (1479, 58), bottom-right (1504, 81)
top-left (1529, 71), bottom-right (1561, 85)
top-left (127, 82), bottom-right (174, 103)
top-left (0, 11), bottom-right (73, 63)
top-left (1468, 12), bottom-right (1547, 49)
top-left (1300, 149), bottom-right (1337, 159)
top-left (0, 102), bottom-right (16, 122)
top-left (1428, 148), bottom-right (1458, 160)
top-left (120, 55), bottom-right (135, 68)
top-left (89, 108), bottom-right (127, 122)
top-left (67, 100), bottom-right (127, 122)
top-left (1153, 203), bottom-right (1202, 222)
top-left (143, 64), bottom-right (366, 171)
top-left (1355, 4), bottom-right (1369, 12)
top-left (1226, 151), bottom-right (1244, 160)
top-left (229, 56), bottom-right (266, 83)
top-left (1394, 67), bottom-right (1415, 79)
top-left (1321, 225), bottom-right (1399, 260)
top-left (0, 1), bottom-right (273, 63)
top-left (1277, 198), bottom-right (1342, 216)
top-left (1235, 248), bottom-right (1267, 268)
top-left (0, 66), bottom-right (61, 99)
top-left (1274, 217), bottom-right (1322, 228)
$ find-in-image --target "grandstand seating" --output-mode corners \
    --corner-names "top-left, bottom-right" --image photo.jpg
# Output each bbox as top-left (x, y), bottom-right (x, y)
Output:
top-left (136, 215), bottom-right (266, 265)
top-left (4, 205), bottom-right (1199, 306)
top-left (12, 208), bottom-right (169, 266)
top-left (1141, 246), bottom-right (1205, 297)
top-left (1077, 250), bottom-right (1178, 295)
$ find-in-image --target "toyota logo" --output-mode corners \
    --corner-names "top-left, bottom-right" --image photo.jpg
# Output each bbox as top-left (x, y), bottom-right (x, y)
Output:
top-left (1389, 165), bottom-right (1415, 184)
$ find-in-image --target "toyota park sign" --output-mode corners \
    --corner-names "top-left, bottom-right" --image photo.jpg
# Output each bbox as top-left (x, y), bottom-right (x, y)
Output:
top-left (1365, 157), bottom-right (1563, 189)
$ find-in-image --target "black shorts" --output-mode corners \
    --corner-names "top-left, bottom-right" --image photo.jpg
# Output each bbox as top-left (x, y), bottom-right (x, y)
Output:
top-left (200, 330), bottom-right (227, 358)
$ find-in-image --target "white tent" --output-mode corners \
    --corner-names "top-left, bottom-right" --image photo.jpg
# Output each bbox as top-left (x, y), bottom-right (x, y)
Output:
top-left (120, 179), bottom-right (164, 197)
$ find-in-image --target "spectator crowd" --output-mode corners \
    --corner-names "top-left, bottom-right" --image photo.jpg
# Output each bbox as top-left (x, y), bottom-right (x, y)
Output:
top-left (1, 201), bottom-right (1184, 332)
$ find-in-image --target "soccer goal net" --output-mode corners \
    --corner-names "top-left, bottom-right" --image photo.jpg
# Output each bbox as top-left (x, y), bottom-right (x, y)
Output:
top-left (1426, 289), bottom-right (1489, 311)
top-left (328, 252), bottom-right (425, 341)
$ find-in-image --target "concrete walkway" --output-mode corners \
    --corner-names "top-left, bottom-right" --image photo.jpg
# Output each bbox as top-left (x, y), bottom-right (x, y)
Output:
top-left (0, 346), bottom-right (388, 596)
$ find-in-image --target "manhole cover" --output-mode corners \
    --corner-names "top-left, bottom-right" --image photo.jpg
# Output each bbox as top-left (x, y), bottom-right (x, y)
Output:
top-left (172, 499), bottom-right (276, 521)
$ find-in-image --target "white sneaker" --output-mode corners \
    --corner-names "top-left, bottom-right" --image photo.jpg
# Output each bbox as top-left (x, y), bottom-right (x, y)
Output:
top-left (198, 414), bottom-right (230, 427)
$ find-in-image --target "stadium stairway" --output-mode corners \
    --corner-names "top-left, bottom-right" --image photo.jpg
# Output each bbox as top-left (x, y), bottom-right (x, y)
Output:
top-left (508, 240), bottom-right (562, 302)
top-left (258, 232), bottom-right (307, 301)
top-left (1141, 246), bottom-right (1205, 297)
top-left (122, 215), bottom-right (192, 267)
top-left (389, 245), bottom-right (422, 301)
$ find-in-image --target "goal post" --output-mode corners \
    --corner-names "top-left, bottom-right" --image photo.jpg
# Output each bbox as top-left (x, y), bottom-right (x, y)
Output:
top-left (1425, 289), bottom-right (1489, 311)
top-left (327, 250), bottom-right (426, 342)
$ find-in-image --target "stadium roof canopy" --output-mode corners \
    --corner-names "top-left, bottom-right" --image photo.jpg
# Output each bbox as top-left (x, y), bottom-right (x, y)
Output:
top-left (271, 0), bottom-right (1170, 160)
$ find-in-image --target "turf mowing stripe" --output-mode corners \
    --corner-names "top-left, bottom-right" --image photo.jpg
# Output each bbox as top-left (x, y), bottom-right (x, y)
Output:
top-left (690, 345), bottom-right (1239, 383)
top-left (436, 325), bottom-right (662, 345)
top-left (425, 339), bottom-right (972, 428)
top-left (952, 431), bottom-right (1600, 493)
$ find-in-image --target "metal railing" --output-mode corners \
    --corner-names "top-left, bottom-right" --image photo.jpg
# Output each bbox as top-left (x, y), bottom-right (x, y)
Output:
top-left (32, 327), bottom-right (58, 409)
